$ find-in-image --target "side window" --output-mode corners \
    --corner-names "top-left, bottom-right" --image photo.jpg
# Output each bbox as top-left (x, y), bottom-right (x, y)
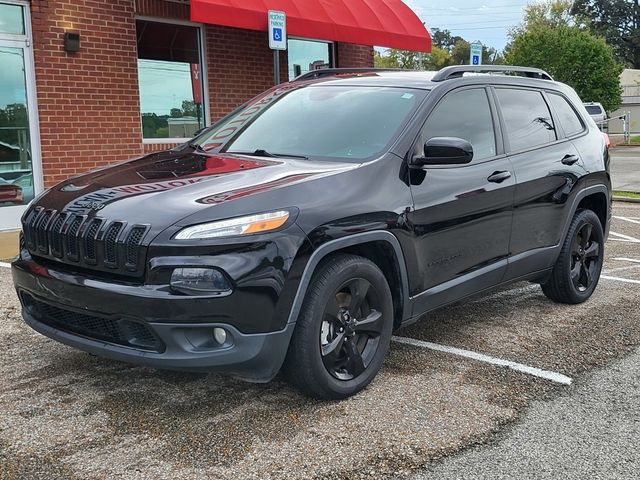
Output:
top-left (496, 88), bottom-right (557, 152)
top-left (547, 93), bottom-right (585, 137)
top-left (422, 88), bottom-right (497, 161)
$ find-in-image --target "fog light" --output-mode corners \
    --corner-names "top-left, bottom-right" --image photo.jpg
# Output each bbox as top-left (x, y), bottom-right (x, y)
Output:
top-left (213, 327), bottom-right (227, 345)
top-left (170, 268), bottom-right (231, 296)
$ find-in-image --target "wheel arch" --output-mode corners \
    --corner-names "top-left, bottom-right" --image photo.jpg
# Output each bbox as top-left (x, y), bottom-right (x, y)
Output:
top-left (575, 190), bottom-right (609, 234)
top-left (286, 231), bottom-right (411, 329)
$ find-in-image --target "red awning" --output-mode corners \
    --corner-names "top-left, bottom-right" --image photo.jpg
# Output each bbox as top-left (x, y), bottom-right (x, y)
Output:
top-left (190, 0), bottom-right (431, 52)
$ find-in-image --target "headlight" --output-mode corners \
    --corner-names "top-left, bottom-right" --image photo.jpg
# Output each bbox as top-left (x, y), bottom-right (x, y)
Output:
top-left (174, 210), bottom-right (290, 240)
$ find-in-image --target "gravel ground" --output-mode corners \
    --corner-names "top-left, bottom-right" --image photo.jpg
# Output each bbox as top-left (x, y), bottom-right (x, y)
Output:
top-left (1, 203), bottom-right (639, 479)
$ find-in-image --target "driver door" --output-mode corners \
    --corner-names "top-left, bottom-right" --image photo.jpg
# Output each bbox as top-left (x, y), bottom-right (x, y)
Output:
top-left (406, 87), bottom-right (515, 313)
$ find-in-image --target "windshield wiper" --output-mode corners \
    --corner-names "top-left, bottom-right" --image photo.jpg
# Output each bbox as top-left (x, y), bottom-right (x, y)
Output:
top-left (226, 149), bottom-right (308, 160)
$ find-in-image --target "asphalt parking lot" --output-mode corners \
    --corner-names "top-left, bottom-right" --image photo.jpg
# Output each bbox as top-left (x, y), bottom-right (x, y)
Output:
top-left (2, 203), bottom-right (640, 480)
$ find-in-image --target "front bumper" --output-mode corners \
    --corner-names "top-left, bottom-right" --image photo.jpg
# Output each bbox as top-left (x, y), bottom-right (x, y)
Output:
top-left (12, 256), bottom-right (296, 382)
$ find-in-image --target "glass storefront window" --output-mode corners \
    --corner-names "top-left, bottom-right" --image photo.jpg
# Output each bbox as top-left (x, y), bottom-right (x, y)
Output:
top-left (136, 20), bottom-right (205, 140)
top-left (287, 38), bottom-right (333, 79)
top-left (0, 45), bottom-right (33, 206)
top-left (0, 3), bottom-right (25, 35)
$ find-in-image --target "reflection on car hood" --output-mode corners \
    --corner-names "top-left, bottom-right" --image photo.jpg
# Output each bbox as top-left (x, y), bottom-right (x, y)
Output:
top-left (34, 148), bottom-right (357, 226)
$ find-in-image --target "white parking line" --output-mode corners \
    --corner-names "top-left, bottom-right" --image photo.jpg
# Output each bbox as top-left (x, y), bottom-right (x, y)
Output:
top-left (601, 275), bottom-right (640, 285)
top-left (609, 231), bottom-right (640, 243)
top-left (0, 262), bottom-right (11, 269)
top-left (613, 216), bottom-right (640, 225)
top-left (392, 336), bottom-right (572, 385)
top-left (613, 257), bottom-right (640, 264)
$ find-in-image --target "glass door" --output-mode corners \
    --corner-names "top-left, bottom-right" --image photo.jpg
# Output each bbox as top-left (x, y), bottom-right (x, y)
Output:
top-left (0, 1), bottom-right (41, 230)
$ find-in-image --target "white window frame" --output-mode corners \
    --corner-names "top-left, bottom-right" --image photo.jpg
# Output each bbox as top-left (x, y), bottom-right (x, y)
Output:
top-left (0, 0), bottom-right (43, 231)
top-left (135, 15), bottom-right (211, 145)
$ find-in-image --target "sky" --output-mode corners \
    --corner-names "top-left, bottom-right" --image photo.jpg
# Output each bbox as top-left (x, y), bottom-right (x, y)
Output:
top-left (404, 0), bottom-right (530, 51)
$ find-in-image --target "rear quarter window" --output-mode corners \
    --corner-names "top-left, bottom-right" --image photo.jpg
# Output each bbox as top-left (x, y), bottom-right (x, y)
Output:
top-left (496, 88), bottom-right (557, 152)
top-left (585, 105), bottom-right (604, 115)
top-left (548, 93), bottom-right (585, 137)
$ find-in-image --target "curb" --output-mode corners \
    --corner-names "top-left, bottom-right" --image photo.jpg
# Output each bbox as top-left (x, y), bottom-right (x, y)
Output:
top-left (613, 197), bottom-right (640, 204)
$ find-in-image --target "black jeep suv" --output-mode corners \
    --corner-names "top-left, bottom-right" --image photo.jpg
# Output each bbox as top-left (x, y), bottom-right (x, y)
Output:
top-left (13, 66), bottom-right (611, 399)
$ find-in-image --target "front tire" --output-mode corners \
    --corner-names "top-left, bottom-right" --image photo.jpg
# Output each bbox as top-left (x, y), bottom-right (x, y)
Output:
top-left (542, 209), bottom-right (604, 304)
top-left (284, 254), bottom-right (394, 399)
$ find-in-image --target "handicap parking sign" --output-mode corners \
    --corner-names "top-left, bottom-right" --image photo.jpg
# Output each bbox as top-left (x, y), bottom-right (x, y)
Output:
top-left (472, 55), bottom-right (480, 65)
top-left (268, 11), bottom-right (287, 50)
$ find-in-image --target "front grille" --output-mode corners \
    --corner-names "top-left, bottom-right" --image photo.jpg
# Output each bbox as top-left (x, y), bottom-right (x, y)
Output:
top-left (22, 293), bottom-right (163, 352)
top-left (22, 208), bottom-right (149, 276)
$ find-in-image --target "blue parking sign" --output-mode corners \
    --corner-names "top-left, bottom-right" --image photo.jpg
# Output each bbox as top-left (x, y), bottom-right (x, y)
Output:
top-left (472, 55), bottom-right (480, 65)
top-left (273, 28), bottom-right (282, 42)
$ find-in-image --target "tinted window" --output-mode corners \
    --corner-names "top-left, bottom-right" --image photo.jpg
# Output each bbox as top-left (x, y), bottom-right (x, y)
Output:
top-left (548, 94), bottom-right (584, 137)
top-left (585, 105), bottom-right (603, 115)
top-left (421, 88), bottom-right (496, 161)
top-left (198, 86), bottom-right (425, 161)
top-left (496, 89), bottom-right (556, 152)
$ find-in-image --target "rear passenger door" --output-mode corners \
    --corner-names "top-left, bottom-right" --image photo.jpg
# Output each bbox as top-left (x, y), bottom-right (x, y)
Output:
top-left (494, 87), bottom-right (587, 280)
top-left (407, 87), bottom-right (515, 311)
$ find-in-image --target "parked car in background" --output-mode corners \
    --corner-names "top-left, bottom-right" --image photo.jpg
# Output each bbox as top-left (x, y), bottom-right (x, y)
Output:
top-left (0, 179), bottom-right (23, 205)
top-left (12, 174), bottom-right (34, 204)
top-left (13, 66), bottom-right (612, 399)
top-left (583, 102), bottom-right (607, 126)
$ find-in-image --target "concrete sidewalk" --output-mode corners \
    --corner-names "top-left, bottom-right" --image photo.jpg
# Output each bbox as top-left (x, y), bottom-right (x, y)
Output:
top-left (0, 230), bottom-right (19, 261)
top-left (610, 146), bottom-right (640, 193)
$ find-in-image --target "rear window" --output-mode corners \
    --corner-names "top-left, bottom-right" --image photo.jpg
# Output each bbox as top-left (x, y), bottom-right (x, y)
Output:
top-left (496, 88), bottom-right (557, 152)
top-left (549, 94), bottom-right (585, 137)
top-left (585, 105), bottom-right (604, 115)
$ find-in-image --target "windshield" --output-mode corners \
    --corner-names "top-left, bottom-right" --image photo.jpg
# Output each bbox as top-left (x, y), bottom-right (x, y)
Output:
top-left (585, 105), bottom-right (604, 115)
top-left (195, 85), bottom-right (426, 162)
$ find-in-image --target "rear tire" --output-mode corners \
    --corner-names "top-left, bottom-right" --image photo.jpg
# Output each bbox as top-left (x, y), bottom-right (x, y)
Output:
top-left (284, 254), bottom-right (394, 399)
top-left (542, 209), bottom-right (604, 304)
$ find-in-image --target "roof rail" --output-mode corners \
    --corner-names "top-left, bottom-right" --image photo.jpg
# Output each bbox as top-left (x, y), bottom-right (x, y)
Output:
top-left (431, 65), bottom-right (553, 82)
top-left (293, 68), bottom-right (409, 82)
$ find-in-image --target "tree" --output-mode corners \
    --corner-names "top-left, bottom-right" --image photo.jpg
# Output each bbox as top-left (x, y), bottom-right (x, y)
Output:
top-left (430, 28), bottom-right (464, 52)
top-left (374, 47), bottom-right (450, 70)
top-left (506, 26), bottom-right (623, 111)
top-left (450, 40), bottom-right (503, 65)
top-left (572, 0), bottom-right (640, 68)
top-left (513, 0), bottom-right (574, 34)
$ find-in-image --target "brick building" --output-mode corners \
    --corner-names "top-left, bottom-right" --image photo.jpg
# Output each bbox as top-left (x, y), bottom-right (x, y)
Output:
top-left (0, 0), bottom-right (430, 229)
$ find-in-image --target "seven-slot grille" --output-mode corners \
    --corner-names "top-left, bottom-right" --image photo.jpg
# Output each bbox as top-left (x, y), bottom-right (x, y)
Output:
top-left (23, 207), bottom-right (149, 276)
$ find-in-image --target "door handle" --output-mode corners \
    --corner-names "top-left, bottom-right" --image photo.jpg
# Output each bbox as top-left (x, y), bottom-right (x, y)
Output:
top-left (487, 171), bottom-right (512, 183)
top-left (561, 154), bottom-right (580, 166)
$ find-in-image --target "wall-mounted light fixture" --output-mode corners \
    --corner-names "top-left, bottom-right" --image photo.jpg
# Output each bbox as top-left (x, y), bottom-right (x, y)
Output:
top-left (63, 32), bottom-right (81, 52)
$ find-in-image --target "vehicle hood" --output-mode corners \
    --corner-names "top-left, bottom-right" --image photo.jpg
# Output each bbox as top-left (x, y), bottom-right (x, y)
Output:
top-left (34, 148), bottom-right (357, 226)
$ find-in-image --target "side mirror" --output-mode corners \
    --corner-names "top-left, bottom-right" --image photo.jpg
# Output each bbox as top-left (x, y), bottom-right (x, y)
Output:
top-left (411, 137), bottom-right (474, 167)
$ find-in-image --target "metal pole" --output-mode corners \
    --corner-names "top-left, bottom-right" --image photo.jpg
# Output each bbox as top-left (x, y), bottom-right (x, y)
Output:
top-left (273, 50), bottom-right (281, 85)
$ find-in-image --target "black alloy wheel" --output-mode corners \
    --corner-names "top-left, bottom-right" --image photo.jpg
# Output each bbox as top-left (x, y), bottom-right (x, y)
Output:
top-left (570, 222), bottom-right (601, 292)
top-left (284, 254), bottom-right (394, 399)
top-left (542, 209), bottom-right (604, 304)
top-left (320, 278), bottom-right (384, 380)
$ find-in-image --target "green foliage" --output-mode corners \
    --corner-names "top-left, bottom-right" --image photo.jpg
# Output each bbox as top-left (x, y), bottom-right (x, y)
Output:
top-left (374, 28), bottom-right (503, 71)
top-left (572, 0), bottom-right (640, 68)
top-left (431, 28), bottom-right (464, 52)
top-left (141, 113), bottom-right (168, 139)
top-left (512, 0), bottom-right (574, 35)
top-left (506, 26), bottom-right (623, 111)
top-left (450, 39), bottom-right (503, 65)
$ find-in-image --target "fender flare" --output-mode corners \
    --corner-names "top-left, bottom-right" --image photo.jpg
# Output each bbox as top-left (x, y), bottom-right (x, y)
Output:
top-left (286, 230), bottom-right (412, 325)
top-left (560, 184), bottom-right (611, 243)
